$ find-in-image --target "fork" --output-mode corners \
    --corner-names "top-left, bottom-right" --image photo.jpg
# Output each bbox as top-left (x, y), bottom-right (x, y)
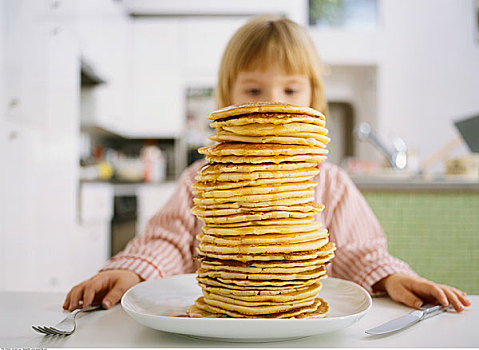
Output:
top-left (32, 304), bottom-right (102, 336)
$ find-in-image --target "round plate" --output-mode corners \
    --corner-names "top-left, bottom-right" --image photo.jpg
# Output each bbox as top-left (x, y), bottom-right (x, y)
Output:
top-left (121, 274), bottom-right (371, 342)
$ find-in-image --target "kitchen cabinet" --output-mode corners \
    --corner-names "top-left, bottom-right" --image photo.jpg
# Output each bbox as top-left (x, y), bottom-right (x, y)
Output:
top-left (1, 0), bottom-right (80, 292)
top-left (69, 182), bottom-right (113, 284)
top-left (128, 19), bottom-right (184, 138)
top-left (4, 0), bottom-right (51, 126)
top-left (136, 182), bottom-right (177, 234)
top-left (62, 0), bottom-right (129, 133)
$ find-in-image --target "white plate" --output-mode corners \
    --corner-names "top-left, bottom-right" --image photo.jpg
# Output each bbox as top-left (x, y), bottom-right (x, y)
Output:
top-left (121, 274), bottom-right (371, 342)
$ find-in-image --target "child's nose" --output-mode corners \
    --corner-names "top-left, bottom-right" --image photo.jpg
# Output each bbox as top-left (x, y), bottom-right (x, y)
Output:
top-left (265, 90), bottom-right (283, 103)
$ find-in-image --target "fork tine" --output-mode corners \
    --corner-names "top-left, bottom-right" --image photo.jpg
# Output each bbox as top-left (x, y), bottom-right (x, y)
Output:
top-left (40, 326), bottom-right (60, 335)
top-left (33, 326), bottom-right (55, 335)
top-left (47, 327), bottom-right (67, 336)
top-left (32, 325), bottom-right (49, 335)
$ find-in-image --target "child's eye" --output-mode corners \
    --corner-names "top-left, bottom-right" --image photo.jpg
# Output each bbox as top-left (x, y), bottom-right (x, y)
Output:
top-left (285, 88), bottom-right (297, 95)
top-left (247, 88), bottom-right (261, 95)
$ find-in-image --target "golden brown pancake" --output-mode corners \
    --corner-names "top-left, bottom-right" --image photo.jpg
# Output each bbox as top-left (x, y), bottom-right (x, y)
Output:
top-left (210, 133), bottom-right (328, 147)
top-left (199, 162), bottom-right (318, 174)
top-left (207, 102), bottom-right (326, 121)
top-left (210, 113), bottom-right (326, 128)
top-left (199, 143), bottom-right (328, 157)
top-left (188, 296), bottom-right (328, 319)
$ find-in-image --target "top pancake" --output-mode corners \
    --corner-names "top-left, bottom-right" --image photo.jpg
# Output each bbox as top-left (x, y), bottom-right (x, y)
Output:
top-left (210, 113), bottom-right (325, 128)
top-left (208, 102), bottom-right (326, 121)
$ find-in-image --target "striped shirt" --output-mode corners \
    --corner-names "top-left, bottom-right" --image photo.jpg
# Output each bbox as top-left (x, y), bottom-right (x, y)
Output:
top-left (102, 159), bottom-right (416, 294)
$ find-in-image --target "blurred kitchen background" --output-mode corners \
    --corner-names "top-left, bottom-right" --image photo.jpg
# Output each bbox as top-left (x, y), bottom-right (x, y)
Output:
top-left (1, 0), bottom-right (478, 293)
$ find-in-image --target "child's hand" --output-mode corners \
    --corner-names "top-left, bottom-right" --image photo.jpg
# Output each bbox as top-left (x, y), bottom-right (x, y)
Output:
top-left (63, 270), bottom-right (143, 311)
top-left (374, 273), bottom-right (471, 312)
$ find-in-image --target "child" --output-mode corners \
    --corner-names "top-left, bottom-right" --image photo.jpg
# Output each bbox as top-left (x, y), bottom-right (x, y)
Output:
top-left (64, 15), bottom-right (470, 313)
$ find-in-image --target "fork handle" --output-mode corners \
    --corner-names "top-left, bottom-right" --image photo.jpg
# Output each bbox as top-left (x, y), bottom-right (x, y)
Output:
top-left (72, 304), bottom-right (102, 316)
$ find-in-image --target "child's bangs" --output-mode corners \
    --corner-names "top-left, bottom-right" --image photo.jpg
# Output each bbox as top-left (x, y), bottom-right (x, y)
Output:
top-left (237, 27), bottom-right (312, 77)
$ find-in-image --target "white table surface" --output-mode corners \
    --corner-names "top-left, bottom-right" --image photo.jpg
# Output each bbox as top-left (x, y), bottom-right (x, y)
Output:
top-left (0, 290), bottom-right (477, 347)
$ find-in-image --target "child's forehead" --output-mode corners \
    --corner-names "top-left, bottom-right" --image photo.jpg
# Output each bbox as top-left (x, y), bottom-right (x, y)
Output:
top-left (240, 56), bottom-right (309, 77)
top-left (235, 67), bottom-right (310, 82)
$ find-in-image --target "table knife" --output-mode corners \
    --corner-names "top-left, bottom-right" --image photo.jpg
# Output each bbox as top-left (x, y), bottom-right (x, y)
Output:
top-left (365, 304), bottom-right (450, 335)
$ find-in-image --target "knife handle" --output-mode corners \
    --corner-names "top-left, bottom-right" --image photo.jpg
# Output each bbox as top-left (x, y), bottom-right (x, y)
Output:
top-left (421, 305), bottom-right (448, 320)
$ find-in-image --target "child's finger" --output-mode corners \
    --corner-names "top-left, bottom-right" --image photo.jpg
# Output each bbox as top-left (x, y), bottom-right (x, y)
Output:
top-left (457, 292), bottom-right (472, 306)
top-left (101, 282), bottom-right (128, 309)
top-left (411, 280), bottom-right (448, 306)
top-left (449, 287), bottom-right (471, 306)
top-left (63, 290), bottom-right (72, 310)
top-left (68, 284), bottom-right (86, 311)
top-left (441, 287), bottom-right (465, 312)
top-left (393, 284), bottom-right (423, 309)
top-left (83, 277), bottom-right (110, 307)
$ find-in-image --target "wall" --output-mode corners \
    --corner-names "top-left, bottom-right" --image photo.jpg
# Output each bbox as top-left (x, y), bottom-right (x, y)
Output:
top-left (379, 0), bottom-right (479, 170)
top-left (0, 0), bottom-right (6, 290)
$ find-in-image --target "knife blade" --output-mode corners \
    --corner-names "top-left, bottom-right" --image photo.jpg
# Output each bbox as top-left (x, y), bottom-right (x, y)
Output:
top-left (365, 304), bottom-right (449, 335)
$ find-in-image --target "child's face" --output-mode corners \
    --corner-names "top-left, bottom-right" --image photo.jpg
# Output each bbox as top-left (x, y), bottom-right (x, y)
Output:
top-left (231, 65), bottom-right (312, 107)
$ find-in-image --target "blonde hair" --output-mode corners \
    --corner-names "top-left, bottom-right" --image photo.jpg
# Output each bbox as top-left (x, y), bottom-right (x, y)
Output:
top-left (216, 15), bottom-right (328, 116)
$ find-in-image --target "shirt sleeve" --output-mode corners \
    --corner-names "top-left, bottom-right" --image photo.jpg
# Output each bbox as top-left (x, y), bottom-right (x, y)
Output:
top-left (100, 160), bottom-right (205, 281)
top-left (317, 163), bottom-right (417, 294)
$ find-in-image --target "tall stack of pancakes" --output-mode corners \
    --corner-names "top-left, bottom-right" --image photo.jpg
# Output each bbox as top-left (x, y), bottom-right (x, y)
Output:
top-left (187, 102), bottom-right (336, 319)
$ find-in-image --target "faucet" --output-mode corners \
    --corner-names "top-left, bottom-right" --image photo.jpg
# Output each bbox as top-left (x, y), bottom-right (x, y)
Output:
top-left (354, 122), bottom-right (408, 170)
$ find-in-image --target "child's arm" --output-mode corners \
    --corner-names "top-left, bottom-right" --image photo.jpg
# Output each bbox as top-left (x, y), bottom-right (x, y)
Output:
top-left (100, 160), bottom-right (204, 280)
top-left (63, 160), bottom-right (206, 311)
top-left (318, 163), bottom-right (470, 311)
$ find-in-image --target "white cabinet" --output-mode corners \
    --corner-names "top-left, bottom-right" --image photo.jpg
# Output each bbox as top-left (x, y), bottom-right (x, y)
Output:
top-left (63, 0), bottom-right (129, 133)
top-left (68, 183), bottom-right (113, 285)
top-left (4, 0), bottom-right (51, 126)
top-left (128, 19), bottom-right (185, 138)
top-left (136, 182), bottom-right (178, 234)
top-left (1, 0), bottom-right (80, 292)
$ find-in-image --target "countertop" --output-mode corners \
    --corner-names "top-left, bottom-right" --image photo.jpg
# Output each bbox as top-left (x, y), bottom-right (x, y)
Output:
top-left (0, 289), bottom-right (477, 347)
top-left (351, 175), bottom-right (479, 191)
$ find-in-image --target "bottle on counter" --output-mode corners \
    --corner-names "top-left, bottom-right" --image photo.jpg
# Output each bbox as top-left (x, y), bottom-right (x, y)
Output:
top-left (141, 144), bottom-right (166, 183)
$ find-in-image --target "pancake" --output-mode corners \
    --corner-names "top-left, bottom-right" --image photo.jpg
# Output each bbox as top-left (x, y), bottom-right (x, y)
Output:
top-left (206, 154), bottom-right (327, 164)
top-left (187, 297), bottom-right (329, 319)
top-left (196, 167), bottom-right (320, 183)
top-left (197, 265), bottom-right (327, 281)
top-left (198, 228), bottom-right (328, 245)
top-left (210, 133), bottom-right (328, 147)
top-left (202, 293), bottom-right (316, 314)
top-left (193, 175), bottom-right (316, 189)
top-left (196, 196), bottom-right (314, 209)
top-left (193, 190), bottom-right (314, 205)
top-left (202, 221), bottom-right (324, 235)
top-left (199, 143), bottom-right (328, 157)
top-left (192, 202), bottom-right (323, 217)
top-left (198, 281), bottom-right (322, 300)
top-left (210, 113), bottom-right (326, 128)
top-left (199, 274), bottom-right (326, 289)
top-left (199, 162), bottom-right (318, 174)
top-left (196, 242), bottom-right (335, 262)
top-left (200, 261), bottom-right (328, 275)
top-left (219, 122), bottom-right (328, 136)
top-left (205, 217), bottom-right (316, 228)
top-left (200, 252), bottom-right (334, 270)
top-left (195, 211), bottom-right (317, 224)
top-left (197, 236), bottom-right (329, 255)
top-left (207, 102), bottom-right (326, 121)
top-left (193, 181), bottom-right (316, 198)
top-left (202, 291), bottom-right (316, 308)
